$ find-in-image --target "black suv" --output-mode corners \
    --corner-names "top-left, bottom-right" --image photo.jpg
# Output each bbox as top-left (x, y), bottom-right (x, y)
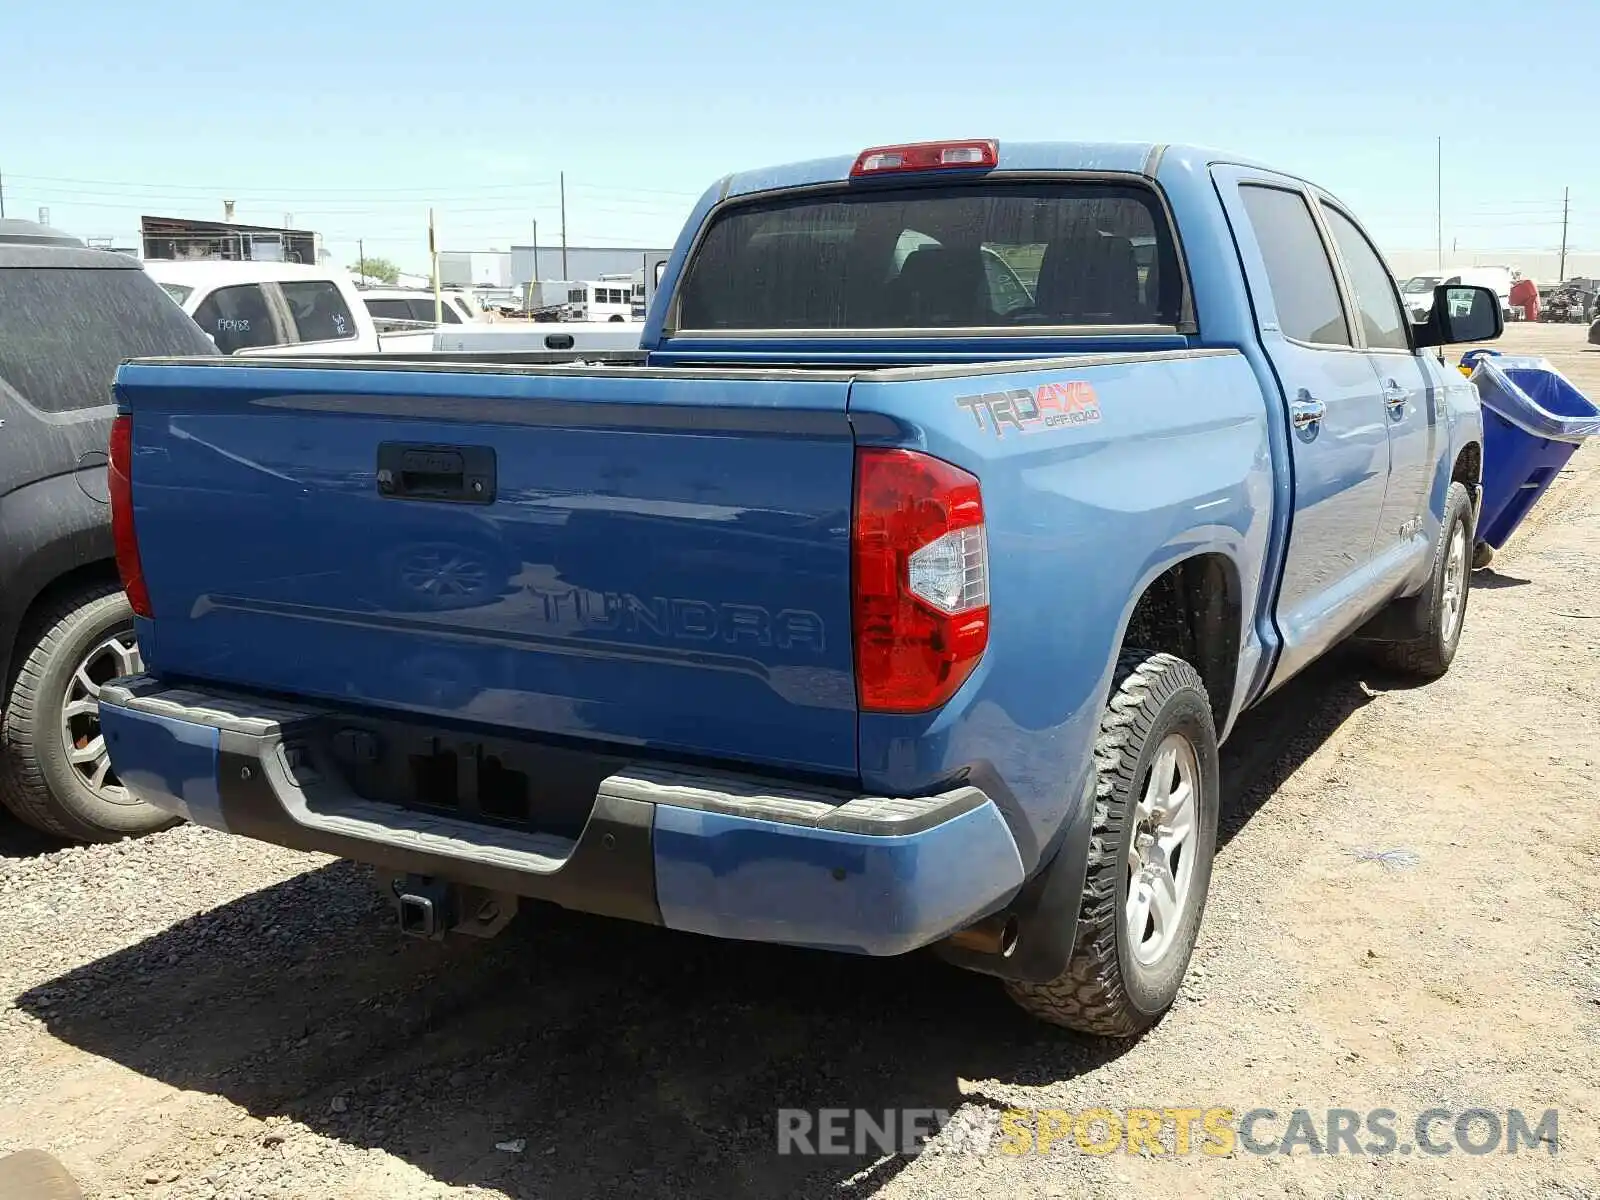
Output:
top-left (0, 220), bottom-right (217, 841)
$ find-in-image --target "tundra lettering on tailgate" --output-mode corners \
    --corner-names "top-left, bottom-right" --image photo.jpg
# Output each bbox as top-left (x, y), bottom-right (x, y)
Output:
top-left (525, 586), bottom-right (826, 653)
top-left (955, 381), bottom-right (1102, 438)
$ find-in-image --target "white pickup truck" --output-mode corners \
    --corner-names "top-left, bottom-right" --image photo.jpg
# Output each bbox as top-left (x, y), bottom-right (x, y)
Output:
top-left (359, 286), bottom-right (482, 328)
top-left (430, 319), bottom-right (644, 354)
top-left (145, 261), bottom-right (437, 356)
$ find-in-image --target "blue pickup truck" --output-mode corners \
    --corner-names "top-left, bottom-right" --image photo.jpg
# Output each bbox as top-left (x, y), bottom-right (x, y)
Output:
top-left (99, 140), bottom-right (1502, 1036)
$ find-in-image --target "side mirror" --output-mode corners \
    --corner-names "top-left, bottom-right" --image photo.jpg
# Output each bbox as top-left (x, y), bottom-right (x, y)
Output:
top-left (1415, 284), bottom-right (1503, 347)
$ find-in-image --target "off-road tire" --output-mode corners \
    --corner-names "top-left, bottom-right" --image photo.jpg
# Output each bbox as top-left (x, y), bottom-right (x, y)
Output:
top-left (1005, 650), bottom-right (1219, 1036)
top-left (1368, 481), bottom-right (1475, 679)
top-left (0, 1150), bottom-right (84, 1200)
top-left (1472, 539), bottom-right (1494, 570)
top-left (0, 584), bottom-right (176, 842)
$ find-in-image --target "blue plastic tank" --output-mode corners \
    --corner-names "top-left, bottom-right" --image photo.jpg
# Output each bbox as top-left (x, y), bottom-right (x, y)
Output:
top-left (1464, 352), bottom-right (1600, 548)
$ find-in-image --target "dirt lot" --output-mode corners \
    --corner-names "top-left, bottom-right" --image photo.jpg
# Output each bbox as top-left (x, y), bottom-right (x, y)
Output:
top-left (3, 326), bottom-right (1599, 1200)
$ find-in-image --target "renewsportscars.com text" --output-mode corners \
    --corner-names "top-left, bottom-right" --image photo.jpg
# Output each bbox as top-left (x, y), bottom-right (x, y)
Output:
top-left (776, 1106), bottom-right (1559, 1158)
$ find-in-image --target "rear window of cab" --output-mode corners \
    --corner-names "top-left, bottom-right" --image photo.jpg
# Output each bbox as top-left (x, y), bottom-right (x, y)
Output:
top-left (672, 181), bottom-right (1186, 334)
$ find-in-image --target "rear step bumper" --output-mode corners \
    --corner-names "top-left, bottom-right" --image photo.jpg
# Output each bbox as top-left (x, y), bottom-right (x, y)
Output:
top-left (99, 677), bottom-right (1026, 957)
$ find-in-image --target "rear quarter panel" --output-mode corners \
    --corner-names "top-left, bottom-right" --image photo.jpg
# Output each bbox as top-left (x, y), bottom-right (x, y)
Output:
top-left (848, 350), bottom-right (1272, 866)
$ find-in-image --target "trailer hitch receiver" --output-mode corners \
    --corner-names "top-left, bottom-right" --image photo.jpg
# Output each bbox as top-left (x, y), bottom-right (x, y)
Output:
top-left (383, 872), bottom-right (518, 941)
top-left (393, 874), bottom-right (453, 940)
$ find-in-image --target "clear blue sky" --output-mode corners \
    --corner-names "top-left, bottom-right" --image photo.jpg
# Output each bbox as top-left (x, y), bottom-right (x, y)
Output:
top-left (2, 0), bottom-right (1593, 275)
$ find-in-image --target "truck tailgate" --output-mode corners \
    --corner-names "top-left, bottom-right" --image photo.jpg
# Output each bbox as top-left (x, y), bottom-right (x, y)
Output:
top-left (115, 360), bottom-right (859, 777)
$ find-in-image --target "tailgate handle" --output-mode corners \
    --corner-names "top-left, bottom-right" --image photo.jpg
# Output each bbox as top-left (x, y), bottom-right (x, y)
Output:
top-left (377, 443), bottom-right (496, 505)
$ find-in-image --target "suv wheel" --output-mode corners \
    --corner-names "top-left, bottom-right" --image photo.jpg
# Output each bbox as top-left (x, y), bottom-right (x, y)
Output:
top-left (0, 583), bottom-right (178, 842)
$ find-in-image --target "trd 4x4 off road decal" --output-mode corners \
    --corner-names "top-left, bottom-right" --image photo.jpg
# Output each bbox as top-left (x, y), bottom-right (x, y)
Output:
top-left (954, 381), bottom-right (1102, 438)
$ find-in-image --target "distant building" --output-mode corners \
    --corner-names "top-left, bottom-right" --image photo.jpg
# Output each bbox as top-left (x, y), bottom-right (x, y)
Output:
top-left (435, 245), bottom-right (674, 289)
top-left (140, 215), bottom-right (319, 265)
top-left (508, 245), bottom-right (674, 289)
top-left (1385, 248), bottom-right (1600, 287)
top-left (437, 250), bottom-right (513, 289)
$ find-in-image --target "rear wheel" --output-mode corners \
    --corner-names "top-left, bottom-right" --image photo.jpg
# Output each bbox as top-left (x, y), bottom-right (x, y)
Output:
top-left (1005, 651), bottom-right (1219, 1036)
top-left (0, 584), bottom-right (177, 842)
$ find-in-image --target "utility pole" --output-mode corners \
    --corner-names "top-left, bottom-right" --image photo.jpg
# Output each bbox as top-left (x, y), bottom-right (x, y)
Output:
top-left (1435, 136), bottom-right (1443, 271)
top-left (358, 239), bottom-right (366, 283)
top-left (0, 167), bottom-right (6, 219)
top-left (429, 208), bottom-right (442, 325)
top-left (1559, 187), bottom-right (1570, 283)
top-left (559, 171), bottom-right (569, 281)
top-left (527, 218), bottom-right (539, 311)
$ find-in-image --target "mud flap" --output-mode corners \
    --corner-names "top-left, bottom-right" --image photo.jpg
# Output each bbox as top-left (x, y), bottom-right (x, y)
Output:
top-left (935, 771), bottom-right (1096, 985)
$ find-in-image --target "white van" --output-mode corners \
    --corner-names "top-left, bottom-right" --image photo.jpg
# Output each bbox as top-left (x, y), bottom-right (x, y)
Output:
top-left (1401, 266), bottom-right (1513, 323)
top-left (565, 277), bottom-right (638, 322)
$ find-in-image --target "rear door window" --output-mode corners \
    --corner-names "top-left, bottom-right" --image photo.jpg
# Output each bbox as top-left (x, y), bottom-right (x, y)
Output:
top-left (365, 298), bottom-right (413, 322)
top-left (193, 284), bottom-right (282, 354)
top-left (1320, 205), bottom-right (1410, 351)
top-left (0, 266), bottom-right (217, 411)
top-left (1237, 186), bottom-right (1351, 347)
top-left (674, 182), bottom-right (1183, 332)
top-left (279, 280), bottom-right (356, 343)
top-left (406, 297), bottom-right (460, 323)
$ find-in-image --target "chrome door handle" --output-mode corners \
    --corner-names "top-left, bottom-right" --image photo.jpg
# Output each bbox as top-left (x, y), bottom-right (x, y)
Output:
top-left (1383, 380), bottom-right (1409, 414)
top-left (1290, 393), bottom-right (1326, 431)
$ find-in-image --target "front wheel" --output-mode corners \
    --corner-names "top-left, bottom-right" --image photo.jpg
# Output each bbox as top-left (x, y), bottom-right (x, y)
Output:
top-left (1366, 481), bottom-right (1475, 679)
top-left (1005, 651), bottom-right (1219, 1036)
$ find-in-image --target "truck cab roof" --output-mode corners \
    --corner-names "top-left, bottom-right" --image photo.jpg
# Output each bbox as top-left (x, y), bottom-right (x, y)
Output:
top-left (717, 141), bottom-right (1273, 199)
top-left (0, 218), bottom-right (85, 248)
top-left (0, 220), bottom-right (146, 270)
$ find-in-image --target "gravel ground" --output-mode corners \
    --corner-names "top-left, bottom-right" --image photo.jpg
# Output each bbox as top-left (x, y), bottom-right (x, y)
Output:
top-left (2, 325), bottom-right (1599, 1200)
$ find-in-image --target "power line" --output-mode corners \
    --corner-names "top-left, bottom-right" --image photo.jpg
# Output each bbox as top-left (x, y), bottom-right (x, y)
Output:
top-left (3, 171), bottom-right (557, 196)
top-left (2, 171), bottom-right (704, 201)
top-left (10, 198), bottom-right (692, 229)
top-left (7, 187), bottom-right (694, 215)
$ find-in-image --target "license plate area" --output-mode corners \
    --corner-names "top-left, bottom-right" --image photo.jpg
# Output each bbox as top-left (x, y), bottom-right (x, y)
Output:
top-left (300, 715), bottom-right (629, 840)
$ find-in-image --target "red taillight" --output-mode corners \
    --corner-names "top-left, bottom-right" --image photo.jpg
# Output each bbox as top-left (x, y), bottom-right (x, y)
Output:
top-left (852, 448), bottom-right (990, 713)
top-left (849, 139), bottom-right (999, 177)
top-left (108, 414), bottom-right (153, 618)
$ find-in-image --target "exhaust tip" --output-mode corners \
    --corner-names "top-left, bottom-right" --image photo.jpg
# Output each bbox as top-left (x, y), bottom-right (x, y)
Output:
top-left (945, 912), bottom-right (1019, 958)
top-left (997, 913), bottom-right (1020, 958)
